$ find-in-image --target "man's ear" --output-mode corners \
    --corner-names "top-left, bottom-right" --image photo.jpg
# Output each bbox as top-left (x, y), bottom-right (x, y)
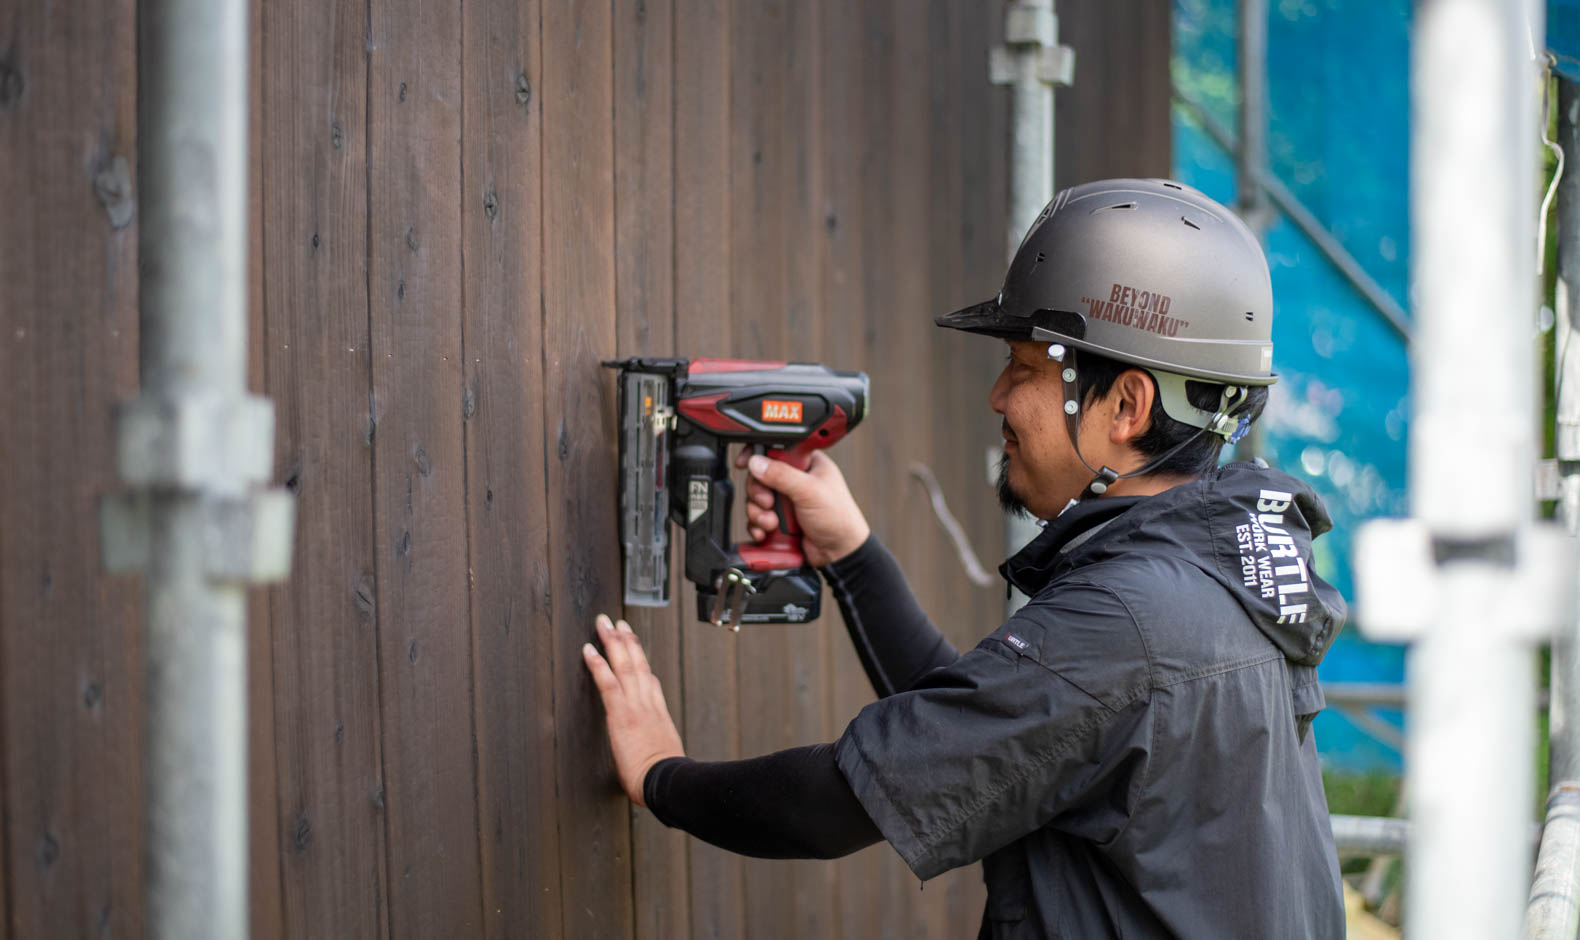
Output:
top-left (1109, 369), bottom-right (1156, 445)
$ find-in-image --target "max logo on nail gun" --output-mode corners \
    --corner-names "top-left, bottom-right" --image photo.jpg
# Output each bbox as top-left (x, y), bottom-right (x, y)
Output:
top-left (761, 400), bottom-right (803, 423)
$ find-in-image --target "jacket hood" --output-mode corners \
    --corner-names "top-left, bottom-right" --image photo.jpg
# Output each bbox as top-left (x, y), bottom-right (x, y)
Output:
top-left (1003, 462), bottom-right (1346, 668)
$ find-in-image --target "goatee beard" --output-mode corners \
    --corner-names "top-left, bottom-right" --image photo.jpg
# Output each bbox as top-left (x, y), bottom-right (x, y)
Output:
top-left (996, 452), bottom-right (1030, 519)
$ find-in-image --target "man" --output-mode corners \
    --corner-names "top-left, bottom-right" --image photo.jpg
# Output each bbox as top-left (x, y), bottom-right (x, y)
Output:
top-left (583, 179), bottom-right (1347, 938)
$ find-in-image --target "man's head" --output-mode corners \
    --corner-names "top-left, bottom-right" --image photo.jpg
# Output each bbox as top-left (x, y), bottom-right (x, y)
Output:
top-left (937, 178), bottom-right (1277, 515)
top-left (990, 341), bottom-right (1270, 517)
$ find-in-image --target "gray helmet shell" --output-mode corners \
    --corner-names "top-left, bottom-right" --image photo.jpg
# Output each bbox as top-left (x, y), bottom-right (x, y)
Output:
top-left (937, 178), bottom-right (1276, 386)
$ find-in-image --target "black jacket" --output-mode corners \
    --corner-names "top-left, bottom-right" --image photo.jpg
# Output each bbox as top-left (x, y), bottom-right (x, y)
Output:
top-left (833, 464), bottom-right (1347, 938)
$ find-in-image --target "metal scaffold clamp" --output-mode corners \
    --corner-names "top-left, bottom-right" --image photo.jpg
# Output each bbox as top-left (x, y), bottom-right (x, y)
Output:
top-left (1354, 521), bottom-right (1576, 643)
top-left (989, 0), bottom-right (1075, 88)
top-left (99, 391), bottom-right (296, 584)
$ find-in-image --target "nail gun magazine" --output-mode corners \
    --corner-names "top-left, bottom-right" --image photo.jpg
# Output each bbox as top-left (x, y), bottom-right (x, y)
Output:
top-left (603, 357), bottom-right (868, 629)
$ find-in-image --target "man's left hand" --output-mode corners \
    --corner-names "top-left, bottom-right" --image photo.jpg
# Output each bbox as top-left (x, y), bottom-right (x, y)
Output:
top-left (583, 614), bottom-right (685, 806)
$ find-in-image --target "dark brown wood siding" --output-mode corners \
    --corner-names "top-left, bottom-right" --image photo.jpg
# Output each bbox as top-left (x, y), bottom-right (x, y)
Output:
top-left (0, 2), bottom-right (1167, 936)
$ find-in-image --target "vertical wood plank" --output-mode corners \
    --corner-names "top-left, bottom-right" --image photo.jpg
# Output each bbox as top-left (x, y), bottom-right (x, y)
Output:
top-left (258, 0), bottom-right (390, 934)
top-left (612, 0), bottom-right (692, 935)
top-left (966, 1), bottom-right (1011, 675)
top-left (1054, 2), bottom-right (1173, 189)
top-left (918, 0), bottom-right (1001, 933)
top-left (246, 0), bottom-right (286, 933)
top-left (728, 1), bottom-right (800, 935)
top-left (459, 0), bottom-right (564, 933)
top-left (0, 0), bottom-right (144, 935)
top-left (779, 1), bottom-right (841, 936)
top-left (364, 0), bottom-right (483, 930)
top-left (539, 0), bottom-right (634, 936)
top-left (816, 2), bottom-right (887, 938)
top-left (883, 1), bottom-right (938, 931)
top-left (672, 0), bottom-right (746, 935)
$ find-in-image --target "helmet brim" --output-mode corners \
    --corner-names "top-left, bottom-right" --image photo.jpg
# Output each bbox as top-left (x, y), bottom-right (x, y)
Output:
top-left (934, 299), bottom-right (1036, 339)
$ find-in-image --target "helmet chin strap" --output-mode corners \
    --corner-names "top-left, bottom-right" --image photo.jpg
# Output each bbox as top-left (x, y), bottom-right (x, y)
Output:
top-left (1045, 343), bottom-right (1249, 511)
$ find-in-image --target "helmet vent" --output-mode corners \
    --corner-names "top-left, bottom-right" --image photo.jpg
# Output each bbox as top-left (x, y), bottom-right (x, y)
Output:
top-left (1096, 202), bottom-right (1137, 213)
top-left (1035, 251), bottom-right (1046, 263)
top-left (1181, 215), bottom-right (1201, 230)
top-left (1162, 181), bottom-right (1183, 190)
top-left (1244, 311), bottom-right (1254, 321)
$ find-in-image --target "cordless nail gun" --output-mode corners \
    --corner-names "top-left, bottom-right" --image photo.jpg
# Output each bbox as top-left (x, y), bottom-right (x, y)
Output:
top-left (603, 357), bottom-right (869, 629)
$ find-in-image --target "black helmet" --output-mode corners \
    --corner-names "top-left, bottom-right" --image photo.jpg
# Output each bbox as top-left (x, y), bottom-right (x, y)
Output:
top-left (940, 178), bottom-right (1275, 499)
top-left (939, 178), bottom-right (1276, 386)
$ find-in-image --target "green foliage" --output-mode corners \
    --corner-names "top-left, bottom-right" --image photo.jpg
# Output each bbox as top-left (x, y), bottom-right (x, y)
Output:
top-left (1323, 767), bottom-right (1401, 818)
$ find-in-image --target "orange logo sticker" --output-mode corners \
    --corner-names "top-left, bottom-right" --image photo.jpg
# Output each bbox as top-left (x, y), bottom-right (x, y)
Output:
top-left (761, 399), bottom-right (803, 423)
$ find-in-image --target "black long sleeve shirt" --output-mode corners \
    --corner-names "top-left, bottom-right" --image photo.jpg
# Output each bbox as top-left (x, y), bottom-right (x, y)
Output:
top-left (643, 534), bottom-right (955, 859)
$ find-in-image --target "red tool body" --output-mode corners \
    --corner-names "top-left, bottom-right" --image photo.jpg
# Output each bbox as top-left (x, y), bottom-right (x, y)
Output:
top-left (606, 356), bottom-right (869, 627)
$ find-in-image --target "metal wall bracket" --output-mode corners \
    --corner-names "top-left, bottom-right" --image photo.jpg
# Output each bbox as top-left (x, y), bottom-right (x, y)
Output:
top-left (1354, 519), bottom-right (1577, 642)
top-left (99, 489), bottom-right (296, 583)
top-left (989, 45), bottom-right (1075, 86)
top-left (1538, 459), bottom-right (1580, 501)
top-left (1004, 1), bottom-right (1054, 45)
top-left (103, 390), bottom-right (296, 585)
top-left (990, 2), bottom-right (1074, 87)
top-left (115, 393), bottom-right (276, 491)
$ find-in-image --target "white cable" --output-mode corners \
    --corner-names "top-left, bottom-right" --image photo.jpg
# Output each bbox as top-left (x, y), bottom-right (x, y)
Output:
top-left (909, 462), bottom-right (996, 587)
top-left (1542, 55), bottom-right (1565, 273)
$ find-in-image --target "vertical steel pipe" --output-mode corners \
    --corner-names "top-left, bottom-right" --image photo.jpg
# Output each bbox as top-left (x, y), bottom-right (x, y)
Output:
top-left (1235, 0), bottom-right (1268, 233)
top-left (136, 0), bottom-right (250, 936)
top-left (1407, 0), bottom-right (1541, 936)
top-left (1527, 76), bottom-right (1580, 940)
top-left (1233, 0), bottom-right (1269, 462)
top-left (1004, 1), bottom-right (1054, 259)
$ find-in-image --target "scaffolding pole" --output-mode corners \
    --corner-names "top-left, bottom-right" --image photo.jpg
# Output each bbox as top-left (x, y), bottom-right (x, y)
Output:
top-left (990, 0), bottom-right (1073, 613)
top-left (1356, 2), bottom-right (1573, 939)
top-left (99, 0), bottom-right (294, 936)
top-left (1527, 75), bottom-right (1580, 940)
top-left (1234, 0), bottom-right (1269, 236)
top-left (1233, 0), bottom-right (1269, 462)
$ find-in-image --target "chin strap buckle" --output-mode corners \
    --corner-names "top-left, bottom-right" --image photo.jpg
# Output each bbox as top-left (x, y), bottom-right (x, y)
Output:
top-left (1209, 410), bottom-right (1252, 444)
top-left (1081, 466), bottom-right (1120, 499)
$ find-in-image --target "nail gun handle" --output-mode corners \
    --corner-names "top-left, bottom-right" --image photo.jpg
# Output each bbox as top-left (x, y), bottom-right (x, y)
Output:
top-left (766, 447), bottom-right (809, 537)
top-left (737, 446), bottom-right (808, 573)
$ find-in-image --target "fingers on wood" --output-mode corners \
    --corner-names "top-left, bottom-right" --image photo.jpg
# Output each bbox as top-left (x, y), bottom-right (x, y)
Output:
top-left (582, 643), bottom-right (619, 694)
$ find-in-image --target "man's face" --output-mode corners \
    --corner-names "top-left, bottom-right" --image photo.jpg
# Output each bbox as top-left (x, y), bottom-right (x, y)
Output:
top-left (989, 340), bottom-right (1101, 519)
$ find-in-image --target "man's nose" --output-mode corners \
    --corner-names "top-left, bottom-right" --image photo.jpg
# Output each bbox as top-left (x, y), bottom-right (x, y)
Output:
top-left (988, 367), bottom-right (1009, 415)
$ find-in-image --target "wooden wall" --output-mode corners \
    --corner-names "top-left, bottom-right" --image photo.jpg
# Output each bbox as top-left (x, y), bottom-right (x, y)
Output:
top-left (0, 1), bottom-right (1169, 937)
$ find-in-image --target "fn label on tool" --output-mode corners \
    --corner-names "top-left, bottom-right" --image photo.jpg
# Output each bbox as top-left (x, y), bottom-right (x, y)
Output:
top-left (688, 478), bottom-right (709, 524)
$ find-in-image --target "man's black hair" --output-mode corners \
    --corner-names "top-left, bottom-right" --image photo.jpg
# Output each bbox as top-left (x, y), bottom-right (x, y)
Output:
top-left (1075, 351), bottom-right (1269, 477)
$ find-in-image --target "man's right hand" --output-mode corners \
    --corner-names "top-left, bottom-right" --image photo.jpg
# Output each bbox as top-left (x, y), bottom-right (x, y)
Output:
top-left (736, 449), bottom-right (871, 568)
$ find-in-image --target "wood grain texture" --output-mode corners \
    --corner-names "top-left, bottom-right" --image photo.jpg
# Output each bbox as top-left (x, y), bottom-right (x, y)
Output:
top-left (612, 0), bottom-right (692, 935)
top-left (458, 0), bottom-right (564, 932)
top-left (0, 0), bottom-right (143, 936)
top-left (672, 0), bottom-right (746, 936)
top-left (1055, 1), bottom-right (1173, 188)
top-left (247, 0), bottom-right (284, 930)
top-left (776, 1), bottom-right (841, 936)
top-left (929, 2), bottom-right (1000, 934)
top-left (0, 3), bottom-right (1158, 935)
top-left (364, 0), bottom-right (483, 930)
top-left (729, 1), bottom-right (800, 935)
top-left (258, 0), bottom-right (392, 934)
top-left (539, 0), bottom-right (634, 937)
top-left (816, 3), bottom-right (885, 938)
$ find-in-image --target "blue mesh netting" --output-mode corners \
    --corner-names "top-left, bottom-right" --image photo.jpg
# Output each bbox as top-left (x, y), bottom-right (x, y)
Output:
top-left (1174, 0), bottom-right (1412, 772)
